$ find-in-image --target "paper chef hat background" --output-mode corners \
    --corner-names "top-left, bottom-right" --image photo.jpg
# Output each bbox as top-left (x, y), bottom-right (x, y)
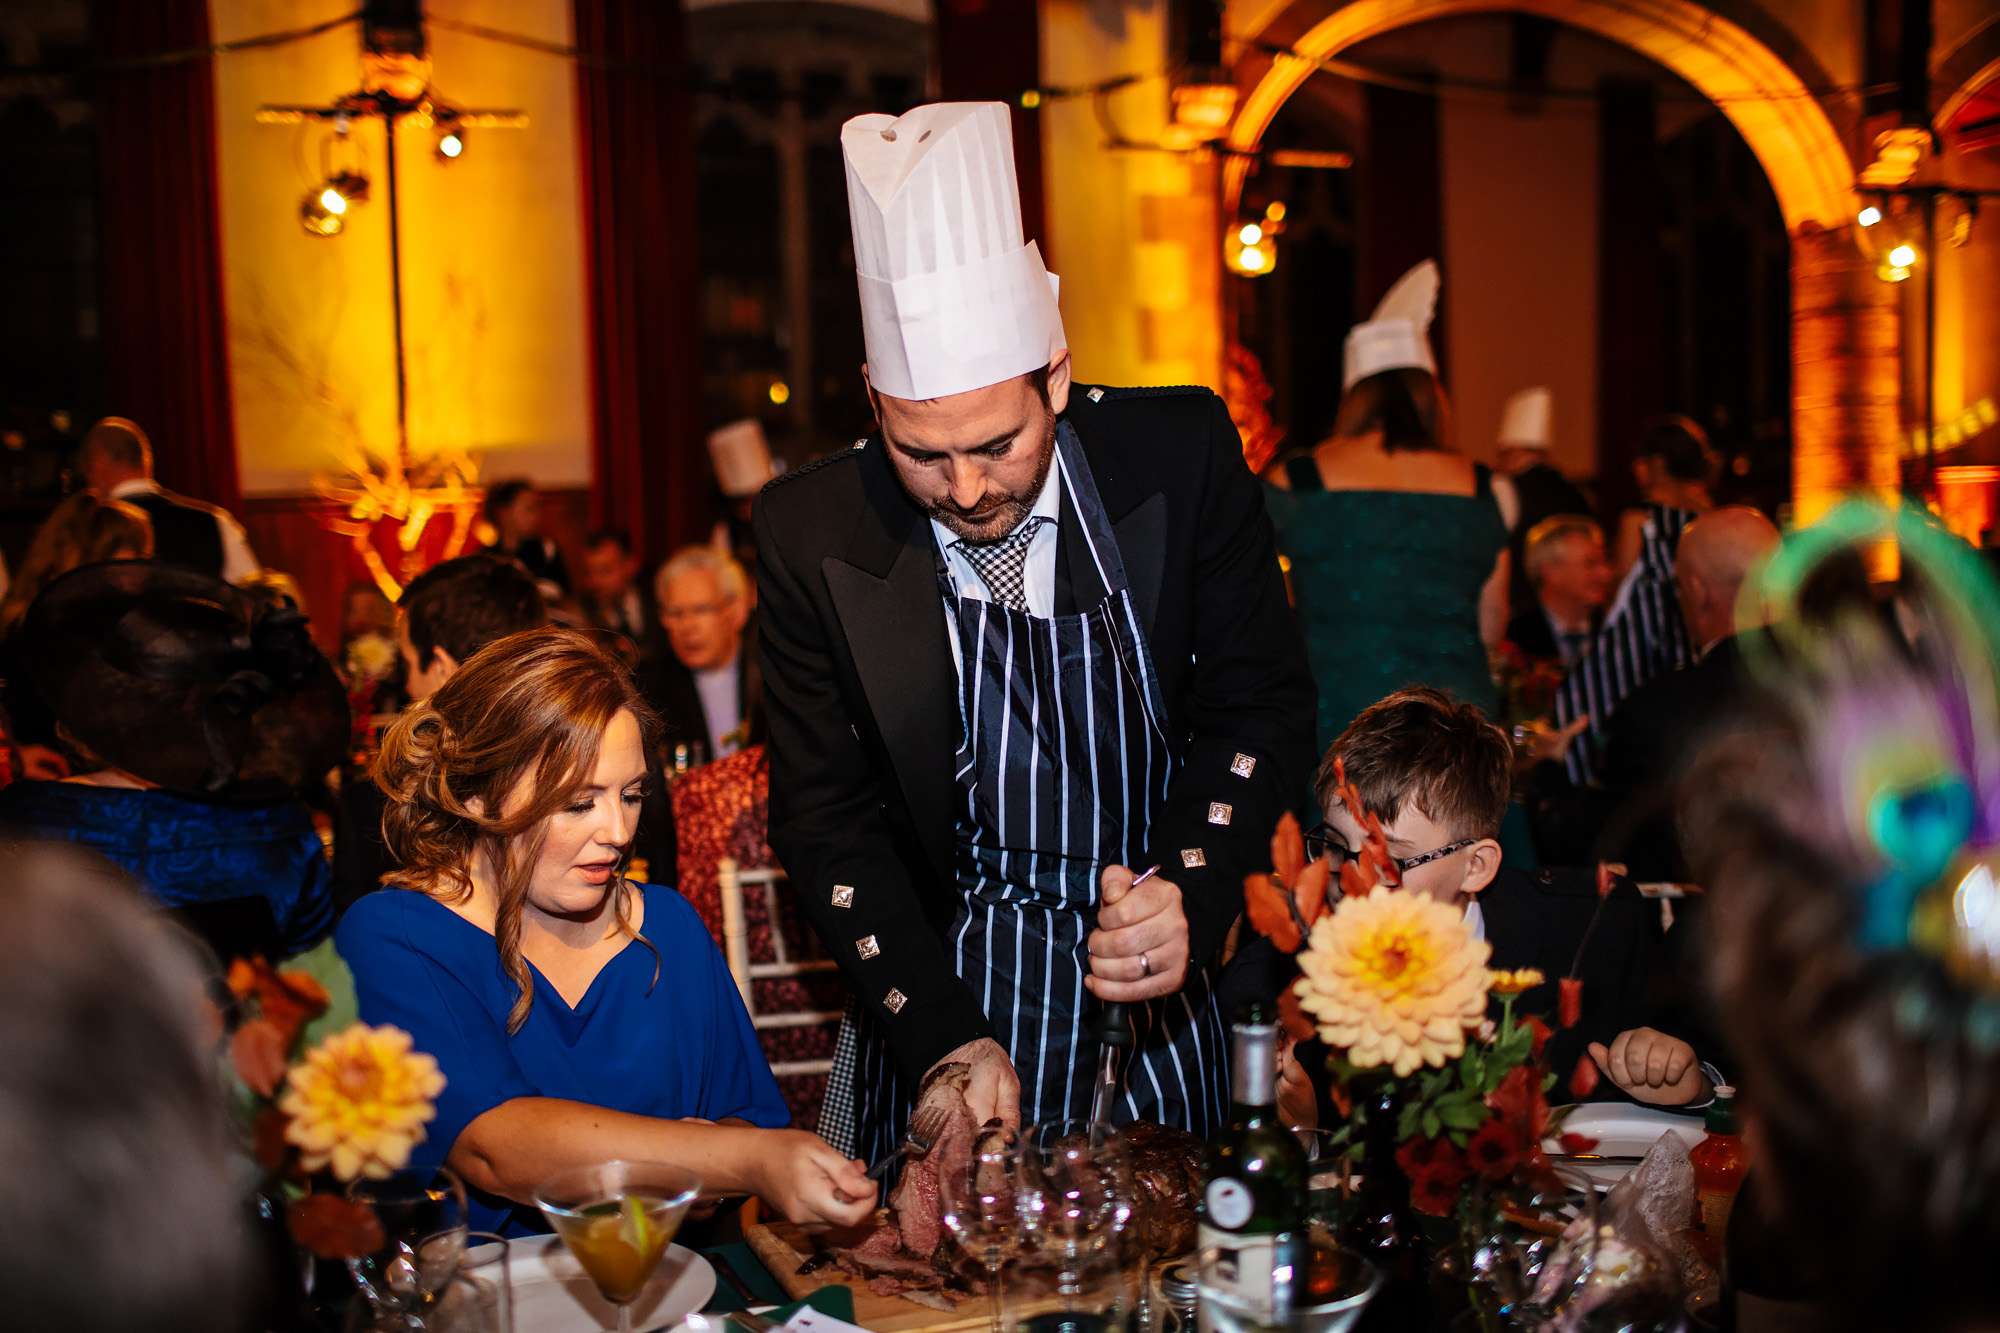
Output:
top-left (707, 419), bottom-right (775, 498)
top-left (842, 102), bottom-right (1066, 401)
top-left (1497, 386), bottom-right (1553, 450)
top-left (1342, 259), bottom-right (1440, 391)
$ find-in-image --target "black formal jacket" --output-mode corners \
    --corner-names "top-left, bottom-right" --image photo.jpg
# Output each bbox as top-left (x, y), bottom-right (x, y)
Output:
top-left (127, 487), bottom-right (227, 577)
top-left (580, 583), bottom-right (663, 664)
top-left (755, 384), bottom-right (1317, 1083)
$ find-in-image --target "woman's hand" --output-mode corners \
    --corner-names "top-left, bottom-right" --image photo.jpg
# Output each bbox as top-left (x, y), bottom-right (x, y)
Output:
top-left (753, 1130), bottom-right (876, 1227)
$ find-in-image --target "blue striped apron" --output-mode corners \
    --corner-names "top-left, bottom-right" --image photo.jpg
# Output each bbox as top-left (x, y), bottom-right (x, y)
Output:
top-left (834, 422), bottom-right (1228, 1169)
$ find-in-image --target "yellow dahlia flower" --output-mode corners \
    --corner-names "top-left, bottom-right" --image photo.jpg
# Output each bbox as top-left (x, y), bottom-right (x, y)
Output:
top-left (281, 1024), bottom-right (445, 1182)
top-left (1292, 891), bottom-right (1492, 1077)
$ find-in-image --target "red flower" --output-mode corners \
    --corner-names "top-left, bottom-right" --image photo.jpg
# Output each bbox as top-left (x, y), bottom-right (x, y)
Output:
top-left (1409, 1169), bottom-right (1461, 1217)
top-left (1558, 1132), bottom-right (1600, 1155)
top-left (1558, 976), bottom-right (1583, 1029)
top-left (1464, 1119), bottom-right (1527, 1182)
top-left (1487, 1065), bottom-right (1551, 1143)
top-left (287, 1193), bottom-right (386, 1260)
top-left (1400, 1128), bottom-right (1448, 1176)
top-left (1524, 1015), bottom-right (1553, 1060)
top-left (1569, 1052), bottom-right (1601, 1099)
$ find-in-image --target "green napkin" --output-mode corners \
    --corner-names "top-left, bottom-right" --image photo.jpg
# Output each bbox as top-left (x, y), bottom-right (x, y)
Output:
top-left (724, 1284), bottom-right (857, 1331)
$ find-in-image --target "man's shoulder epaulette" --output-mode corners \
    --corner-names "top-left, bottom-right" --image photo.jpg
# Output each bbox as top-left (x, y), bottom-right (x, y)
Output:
top-left (1074, 384), bottom-right (1215, 404)
top-left (760, 439), bottom-right (868, 496)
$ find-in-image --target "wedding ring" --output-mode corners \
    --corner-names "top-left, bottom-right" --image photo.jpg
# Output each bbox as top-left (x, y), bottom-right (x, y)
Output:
top-left (1140, 951), bottom-right (1152, 977)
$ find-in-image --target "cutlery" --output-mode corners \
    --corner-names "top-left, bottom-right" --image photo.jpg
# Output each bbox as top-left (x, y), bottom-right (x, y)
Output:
top-left (710, 1248), bottom-right (765, 1307)
top-left (1548, 1151), bottom-right (1647, 1164)
top-left (1088, 865), bottom-right (1158, 1141)
top-left (864, 1100), bottom-right (952, 1181)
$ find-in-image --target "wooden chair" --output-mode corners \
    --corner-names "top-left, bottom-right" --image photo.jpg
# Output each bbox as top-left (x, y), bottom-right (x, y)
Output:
top-left (717, 859), bottom-right (841, 1078)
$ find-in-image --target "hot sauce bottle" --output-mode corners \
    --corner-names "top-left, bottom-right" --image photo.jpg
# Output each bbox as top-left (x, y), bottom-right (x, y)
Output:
top-left (1690, 1084), bottom-right (1747, 1265)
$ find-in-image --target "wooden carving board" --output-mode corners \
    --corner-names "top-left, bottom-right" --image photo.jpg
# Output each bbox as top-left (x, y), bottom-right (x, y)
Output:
top-left (739, 1204), bottom-right (1070, 1332)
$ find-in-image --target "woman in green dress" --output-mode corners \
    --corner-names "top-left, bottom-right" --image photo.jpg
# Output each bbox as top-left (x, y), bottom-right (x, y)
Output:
top-left (1265, 369), bottom-right (1516, 754)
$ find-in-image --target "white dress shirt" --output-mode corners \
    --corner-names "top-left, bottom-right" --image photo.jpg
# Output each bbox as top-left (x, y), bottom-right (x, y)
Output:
top-left (695, 655), bottom-right (744, 760)
top-left (110, 477), bottom-right (262, 583)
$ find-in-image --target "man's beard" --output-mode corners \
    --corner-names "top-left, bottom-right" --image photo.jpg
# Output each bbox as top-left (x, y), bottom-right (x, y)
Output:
top-left (927, 413), bottom-right (1057, 544)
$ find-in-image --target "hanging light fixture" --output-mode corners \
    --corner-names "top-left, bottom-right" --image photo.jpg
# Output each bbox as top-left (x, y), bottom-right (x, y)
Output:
top-left (300, 171), bottom-right (370, 238)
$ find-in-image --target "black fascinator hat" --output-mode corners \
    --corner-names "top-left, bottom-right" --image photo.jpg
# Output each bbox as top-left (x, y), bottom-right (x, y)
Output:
top-left (22, 561), bottom-right (349, 798)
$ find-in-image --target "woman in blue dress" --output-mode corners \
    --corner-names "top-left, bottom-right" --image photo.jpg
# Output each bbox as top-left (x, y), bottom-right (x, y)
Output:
top-left (336, 627), bottom-right (874, 1236)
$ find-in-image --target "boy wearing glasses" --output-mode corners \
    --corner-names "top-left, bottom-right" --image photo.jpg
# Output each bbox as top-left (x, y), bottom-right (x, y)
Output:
top-left (1276, 688), bottom-right (1719, 1122)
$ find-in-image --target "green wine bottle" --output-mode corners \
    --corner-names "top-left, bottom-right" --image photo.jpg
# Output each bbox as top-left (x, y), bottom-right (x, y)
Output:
top-left (1197, 1006), bottom-right (1308, 1331)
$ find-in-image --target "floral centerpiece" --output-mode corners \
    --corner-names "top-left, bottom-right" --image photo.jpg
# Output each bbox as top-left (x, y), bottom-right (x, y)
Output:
top-left (1244, 761), bottom-right (1613, 1323)
top-left (219, 948), bottom-right (446, 1298)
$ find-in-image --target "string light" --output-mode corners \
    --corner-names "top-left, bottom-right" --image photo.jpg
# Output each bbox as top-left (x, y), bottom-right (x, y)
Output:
top-left (768, 380), bottom-right (791, 406)
top-left (1857, 205), bottom-right (1882, 227)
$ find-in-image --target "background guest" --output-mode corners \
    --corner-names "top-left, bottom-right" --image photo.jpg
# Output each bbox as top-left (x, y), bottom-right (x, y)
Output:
top-left (1531, 507), bottom-right (1780, 877)
top-left (483, 477), bottom-right (569, 599)
top-left (0, 492), bottom-right (154, 775)
top-left (338, 628), bottom-right (873, 1236)
top-left (576, 528), bottom-right (659, 666)
top-left (0, 842), bottom-right (248, 1333)
top-left (1493, 386), bottom-right (1593, 612)
top-left (0, 563), bottom-right (348, 960)
top-left (1611, 415), bottom-right (1716, 579)
top-left (1687, 555), bottom-right (2000, 1326)
top-left (330, 554), bottom-right (548, 919)
top-left (643, 544), bottom-right (758, 770)
top-left (1507, 515), bottom-right (1613, 668)
top-left (706, 419), bottom-right (778, 574)
top-left (1265, 260), bottom-right (1517, 752)
top-left (76, 416), bottom-right (259, 581)
top-left (1551, 415), bottom-right (1721, 786)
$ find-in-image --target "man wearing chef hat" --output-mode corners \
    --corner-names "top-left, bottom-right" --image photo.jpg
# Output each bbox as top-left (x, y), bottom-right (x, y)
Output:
top-left (754, 102), bottom-right (1313, 1157)
top-left (1492, 386), bottom-right (1594, 615)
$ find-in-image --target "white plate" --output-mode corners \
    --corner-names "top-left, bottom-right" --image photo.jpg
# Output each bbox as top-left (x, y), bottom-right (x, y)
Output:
top-left (507, 1235), bottom-right (716, 1333)
top-left (1546, 1103), bottom-right (1706, 1190)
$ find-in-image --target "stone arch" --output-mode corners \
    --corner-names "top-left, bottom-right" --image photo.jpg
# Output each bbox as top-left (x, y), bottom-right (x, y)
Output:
top-left (1224, 0), bottom-right (1894, 521)
top-left (1225, 0), bottom-right (1854, 228)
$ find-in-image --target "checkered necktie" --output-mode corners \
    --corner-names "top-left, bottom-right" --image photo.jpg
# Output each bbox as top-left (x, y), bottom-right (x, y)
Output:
top-left (953, 516), bottom-right (1050, 612)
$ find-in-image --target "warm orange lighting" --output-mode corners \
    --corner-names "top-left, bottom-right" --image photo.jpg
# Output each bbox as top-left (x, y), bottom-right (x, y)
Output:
top-left (1238, 223), bottom-right (1264, 246)
top-left (768, 380), bottom-right (791, 405)
top-left (1264, 201), bottom-right (1288, 223)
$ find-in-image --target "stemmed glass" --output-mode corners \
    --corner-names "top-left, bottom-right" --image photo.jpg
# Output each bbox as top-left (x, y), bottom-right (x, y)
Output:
top-left (938, 1123), bottom-right (1029, 1333)
top-left (346, 1165), bottom-right (471, 1329)
top-left (534, 1161), bottom-right (701, 1333)
top-left (1015, 1120), bottom-right (1137, 1330)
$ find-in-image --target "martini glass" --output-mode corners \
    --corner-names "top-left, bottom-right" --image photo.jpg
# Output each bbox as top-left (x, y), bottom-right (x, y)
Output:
top-left (534, 1161), bottom-right (701, 1333)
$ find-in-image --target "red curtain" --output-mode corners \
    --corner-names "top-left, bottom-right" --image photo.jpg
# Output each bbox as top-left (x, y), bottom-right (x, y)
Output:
top-left (90, 0), bottom-right (242, 509)
top-left (573, 0), bottom-right (707, 567)
top-left (1595, 80), bottom-right (1666, 519)
top-left (1358, 80), bottom-right (1446, 380)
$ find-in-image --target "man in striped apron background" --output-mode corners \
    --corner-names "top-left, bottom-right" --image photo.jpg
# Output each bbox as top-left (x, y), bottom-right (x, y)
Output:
top-left (755, 102), bottom-right (1315, 1163)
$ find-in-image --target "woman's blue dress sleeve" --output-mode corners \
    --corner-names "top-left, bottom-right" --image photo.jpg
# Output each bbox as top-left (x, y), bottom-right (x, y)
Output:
top-left (336, 894), bottom-right (537, 1168)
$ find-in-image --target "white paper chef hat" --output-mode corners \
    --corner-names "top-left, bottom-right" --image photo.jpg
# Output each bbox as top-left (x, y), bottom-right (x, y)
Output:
top-left (1497, 386), bottom-right (1553, 450)
top-left (707, 419), bottom-right (774, 498)
top-left (842, 102), bottom-right (1066, 401)
top-left (1341, 259), bottom-right (1439, 391)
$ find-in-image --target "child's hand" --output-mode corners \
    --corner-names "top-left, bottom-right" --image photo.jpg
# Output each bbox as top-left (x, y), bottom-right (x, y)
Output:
top-left (1587, 1028), bottom-right (1710, 1106)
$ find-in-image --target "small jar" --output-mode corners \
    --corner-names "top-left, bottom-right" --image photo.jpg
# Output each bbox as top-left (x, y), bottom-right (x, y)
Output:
top-left (1158, 1263), bottom-right (1200, 1332)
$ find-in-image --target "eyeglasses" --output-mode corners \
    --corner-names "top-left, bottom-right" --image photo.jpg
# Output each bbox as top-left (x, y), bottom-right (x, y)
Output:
top-left (1303, 823), bottom-right (1482, 875)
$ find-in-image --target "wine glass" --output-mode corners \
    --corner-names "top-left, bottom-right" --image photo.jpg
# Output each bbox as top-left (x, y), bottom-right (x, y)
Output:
top-left (534, 1161), bottom-right (700, 1333)
top-left (1015, 1120), bottom-right (1137, 1328)
top-left (938, 1123), bottom-right (1028, 1333)
top-left (346, 1166), bottom-right (471, 1329)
